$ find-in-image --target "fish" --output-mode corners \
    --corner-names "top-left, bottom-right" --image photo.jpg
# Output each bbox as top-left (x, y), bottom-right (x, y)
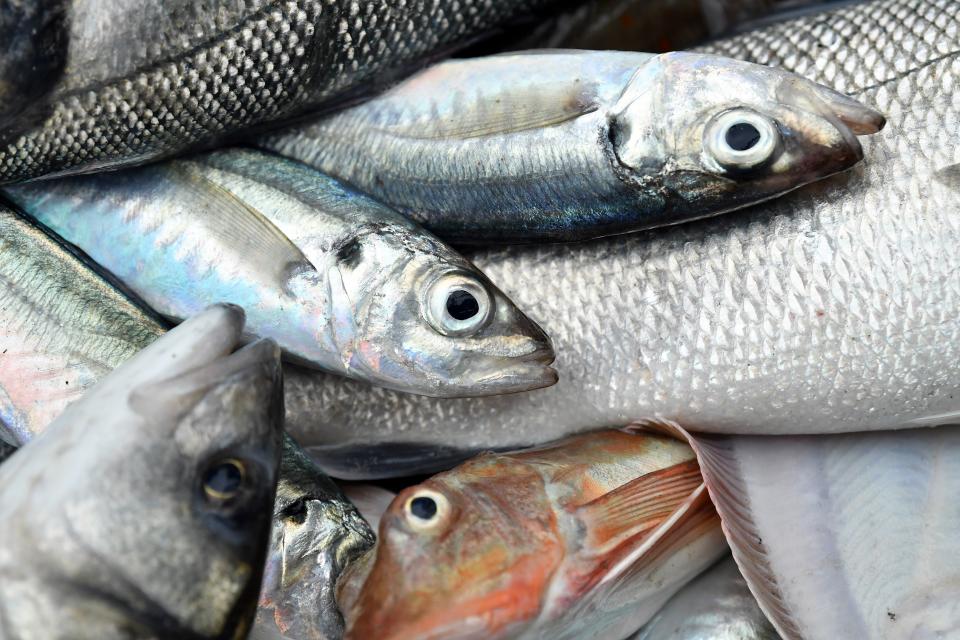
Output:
top-left (339, 429), bottom-right (727, 640)
top-left (0, 304), bottom-right (284, 638)
top-left (262, 49), bottom-right (884, 244)
top-left (4, 148), bottom-right (557, 398)
top-left (632, 555), bottom-right (779, 640)
top-left (0, 0), bottom-right (565, 184)
top-left (0, 0), bottom-right (67, 137)
top-left (340, 484), bottom-right (396, 533)
top-left (681, 425), bottom-right (960, 640)
top-left (507, 0), bottom-right (832, 53)
top-left (275, 0), bottom-right (960, 478)
top-left (253, 435), bottom-right (375, 640)
top-left (0, 202), bottom-right (165, 447)
top-left (0, 438), bottom-right (14, 464)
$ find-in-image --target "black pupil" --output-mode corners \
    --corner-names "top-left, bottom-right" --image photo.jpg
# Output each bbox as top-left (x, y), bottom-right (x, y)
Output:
top-left (410, 496), bottom-right (438, 520)
top-left (205, 462), bottom-right (242, 495)
top-left (446, 290), bottom-right (479, 321)
top-left (725, 122), bottom-right (761, 151)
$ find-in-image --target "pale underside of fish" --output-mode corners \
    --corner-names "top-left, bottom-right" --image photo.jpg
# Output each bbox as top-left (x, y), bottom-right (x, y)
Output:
top-left (277, 0), bottom-right (960, 478)
top-left (632, 555), bottom-right (779, 640)
top-left (0, 0), bottom-right (562, 184)
top-left (681, 425), bottom-right (960, 640)
top-left (0, 203), bottom-right (164, 447)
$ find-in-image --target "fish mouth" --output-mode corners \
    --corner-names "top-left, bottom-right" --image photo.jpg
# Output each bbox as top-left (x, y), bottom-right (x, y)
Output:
top-left (778, 77), bottom-right (885, 161)
top-left (472, 341), bottom-right (558, 395)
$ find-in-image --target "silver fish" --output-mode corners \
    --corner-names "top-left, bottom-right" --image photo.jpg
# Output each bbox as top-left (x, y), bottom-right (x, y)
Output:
top-left (263, 49), bottom-right (884, 243)
top-left (681, 424), bottom-right (960, 640)
top-left (0, 203), bottom-right (164, 447)
top-left (4, 149), bottom-right (556, 398)
top-left (633, 555), bottom-right (779, 640)
top-left (253, 435), bottom-right (375, 640)
top-left (0, 304), bottom-right (284, 639)
top-left (277, 0), bottom-right (960, 478)
top-left (0, 0), bottom-right (563, 184)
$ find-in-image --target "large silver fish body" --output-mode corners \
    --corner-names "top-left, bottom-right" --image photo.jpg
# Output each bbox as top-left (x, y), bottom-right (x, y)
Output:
top-left (264, 49), bottom-right (883, 243)
top-left (633, 556), bottom-right (779, 640)
top-left (279, 0), bottom-right (960, 478)
top-left (0, 305), bottom-right (284, 639)
top-left (0, 203), bottom-right (164, 447)
top-left (0, 0), bottom-right (561, 184)
top-left (253, 435), bottom-right (375, 640)
top-left (5, 149), bottom-right (556, 398)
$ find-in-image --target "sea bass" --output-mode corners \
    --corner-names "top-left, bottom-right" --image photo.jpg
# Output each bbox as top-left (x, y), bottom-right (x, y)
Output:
top-left (276, 0), bottom-right (960, 478)
top-left (633, 555), bottom-right (779, 640)
top-left (264, 50), bottom-right (883, 243)
top-left (0, 305), bottom-right (284, 639)
top-left (0, 203), bottom-right (164, 447)
top-left (5, 149), bottom-right (556, 398)
top-left (0, 0), bottom-right (562, 184)
top-left (339, 430), bottom-right (726, 640)
top-left (253, 435), bottom-right (375, 640)
top-left (685, 425), bottom-right (960, 640)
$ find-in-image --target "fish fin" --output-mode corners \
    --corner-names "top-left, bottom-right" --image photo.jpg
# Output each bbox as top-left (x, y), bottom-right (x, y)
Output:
top-left (935, 164), bottom-right (960, 190)
top-left (678, 431), bottom-right (805, 640)
top-left (369, 58), bottom-right (600, 140)
top-left (576, 459), bottom-right (705, 554)
top-left (171, 162), bottom-right (316, 286)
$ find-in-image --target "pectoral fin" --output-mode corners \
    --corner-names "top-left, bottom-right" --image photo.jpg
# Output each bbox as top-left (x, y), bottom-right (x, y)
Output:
top-left (172, 162), bottom-right (316, 287)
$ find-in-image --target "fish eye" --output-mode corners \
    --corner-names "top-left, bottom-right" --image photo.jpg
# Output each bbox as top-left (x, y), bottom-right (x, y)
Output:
top-left (704, 109), bottom-right (780, 173)
top-left (202, 458), bottom-right (246, 501)
top-left (404, 489), bottom-right (449, 531)
top-left (424, 272), bottom-right (493, 337)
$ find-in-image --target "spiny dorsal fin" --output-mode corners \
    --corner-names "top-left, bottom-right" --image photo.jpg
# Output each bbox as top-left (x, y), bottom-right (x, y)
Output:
top-left (171, 162), bottom-right (316, 287)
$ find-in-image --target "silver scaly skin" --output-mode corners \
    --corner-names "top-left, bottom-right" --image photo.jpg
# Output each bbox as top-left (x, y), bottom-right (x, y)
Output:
top-left (0, 203), bottom-right (164, 447)
top-left (263, 49), bottom-right (884, 243)
top-left (0, 0), bottom-right (561, 184)
top-left (277, 0), bottom-right (960, 478)
top-left (252, 435), bottom-right (375, 640)
top-left (4, 149), bottom-right (556, 398)
top-left (0, 306), bottom-right (284, 639)
top-left (632, 556), bottom-right (779, 640)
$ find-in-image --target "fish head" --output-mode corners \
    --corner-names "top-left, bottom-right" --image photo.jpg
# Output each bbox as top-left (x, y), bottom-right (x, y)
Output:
top-left (340, 455), bottom-right (566, 640)
top-left (610, 51), bottom-right (885, 215)
top-left (3, 306), bottom-right (284, 638)
top-left (329, 224), bottom-right (557, 397)
top-left (255, 436), bottom-right (375, 639)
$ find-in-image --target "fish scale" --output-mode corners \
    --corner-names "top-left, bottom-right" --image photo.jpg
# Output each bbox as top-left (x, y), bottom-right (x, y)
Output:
top-left (0, 0), bottom-right (557, 183)
top-left (278, 0), bottom-right (960, 479)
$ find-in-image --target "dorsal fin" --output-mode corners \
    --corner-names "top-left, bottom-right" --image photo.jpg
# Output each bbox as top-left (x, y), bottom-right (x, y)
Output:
top-left (171, 162), bottom-right (316, 288)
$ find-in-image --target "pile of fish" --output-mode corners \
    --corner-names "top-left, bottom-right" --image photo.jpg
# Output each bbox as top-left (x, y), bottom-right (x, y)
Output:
top-left (0, 0), bottom-right (957, 638)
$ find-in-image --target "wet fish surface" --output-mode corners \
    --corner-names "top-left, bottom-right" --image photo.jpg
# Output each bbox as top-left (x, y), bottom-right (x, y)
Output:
top-left (633, 555), bottom-right (779, 640)
top-left (253, 435), bottom-right (375, 640)
top-left (0, 305), bottom-right (284, 639)
top-left (0, 202), bottom-right (164, 447)
top-left (278, 0), bottom-right (960, 477)
top-left (685, 425), bottom-right (960, 640)
top-left (264, 49), bottom-right (883, 243)
top-left (4, 149), bottom-right (556, 398)
top-left (339, 430), bottom-right (726, 640)
top-left (0, 0), bottom-right (565, 184)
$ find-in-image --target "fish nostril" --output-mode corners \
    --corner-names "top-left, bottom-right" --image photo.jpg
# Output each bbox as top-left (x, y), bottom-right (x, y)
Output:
top-left (282, 498), bottom-right (309, 525)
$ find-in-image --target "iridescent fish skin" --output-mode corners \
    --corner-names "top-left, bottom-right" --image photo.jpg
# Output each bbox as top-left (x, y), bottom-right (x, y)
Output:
top-left (633, 556), bottom-right (779, 640)
top-left (340, 430), bottom-right (726, 640)
top-left (0, 0), bottom-right (562, 184)
top-left (253, 435), bottom-right (375, 640)
top-left (0, 203), bottom-right (164, 447)
top-left (0, 306), bottom-right (284, 639)
top-left (263, 49), bottom-right (883, 243)
top-left (277, 0), bottom-right (960, 478)
top-left (4, 149), bottom-right (556, 398)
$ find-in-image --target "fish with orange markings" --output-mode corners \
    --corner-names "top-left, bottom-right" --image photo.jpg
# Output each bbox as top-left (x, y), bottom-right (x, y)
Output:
top-left (338, 429), bottom-right (728, 640)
